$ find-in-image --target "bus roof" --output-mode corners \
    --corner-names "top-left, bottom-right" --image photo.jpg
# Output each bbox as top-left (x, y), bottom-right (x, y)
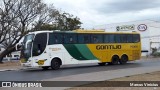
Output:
top-left (28, 30), bottom-right (140, 34)
top-left (28, 31), bottom-right (53, 34)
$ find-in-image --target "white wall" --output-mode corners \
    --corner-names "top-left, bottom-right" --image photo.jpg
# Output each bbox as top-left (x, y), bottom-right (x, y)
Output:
top-left (94, 20), bottom-right (160, 56)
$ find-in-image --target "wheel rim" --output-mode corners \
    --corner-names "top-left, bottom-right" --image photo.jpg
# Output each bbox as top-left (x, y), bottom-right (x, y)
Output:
top-left (121, 56), bottom-right (128, 64)
top-left (54, 61), bottom-right (59, 69)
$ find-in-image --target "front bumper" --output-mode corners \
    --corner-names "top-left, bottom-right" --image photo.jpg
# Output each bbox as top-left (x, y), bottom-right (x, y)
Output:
top-left (21, 62), bottom-right (32, 67)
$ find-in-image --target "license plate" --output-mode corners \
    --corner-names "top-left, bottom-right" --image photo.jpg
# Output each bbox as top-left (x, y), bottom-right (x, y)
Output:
top-left (38, 60), bottom-right (44, 65)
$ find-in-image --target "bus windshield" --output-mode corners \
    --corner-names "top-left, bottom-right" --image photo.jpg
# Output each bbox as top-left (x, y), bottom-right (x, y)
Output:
top-left (21, 34), bottom-right (34, 60)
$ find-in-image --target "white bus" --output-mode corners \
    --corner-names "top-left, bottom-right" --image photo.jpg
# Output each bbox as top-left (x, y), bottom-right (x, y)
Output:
top-left (20, 30), bottom-right (141, 70)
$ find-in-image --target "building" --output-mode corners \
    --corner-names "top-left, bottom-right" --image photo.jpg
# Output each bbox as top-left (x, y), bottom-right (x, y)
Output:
top-left (94, 20), bottom-right (160, 56)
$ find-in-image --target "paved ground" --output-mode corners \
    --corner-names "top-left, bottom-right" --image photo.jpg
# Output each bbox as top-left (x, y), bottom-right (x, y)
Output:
top-left (68, 71), bottom-right (160, 90)
top-left (0, 58), bottom-right (160, 81)
top-left (0, 57), bottom-right (160, 90)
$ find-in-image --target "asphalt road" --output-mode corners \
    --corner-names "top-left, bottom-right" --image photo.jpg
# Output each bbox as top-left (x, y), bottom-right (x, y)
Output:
top-left (0, 59), bottom-right (160, 81)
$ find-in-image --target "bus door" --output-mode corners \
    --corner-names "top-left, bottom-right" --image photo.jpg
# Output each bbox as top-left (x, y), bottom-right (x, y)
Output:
top-left (32, 33), bottom-right (48, 66)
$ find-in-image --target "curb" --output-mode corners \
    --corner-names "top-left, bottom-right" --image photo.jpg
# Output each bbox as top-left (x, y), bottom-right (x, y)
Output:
top-left (0, 68), bottom-right (38, 72)
top-left (0, 69), bottom-right (20, 72)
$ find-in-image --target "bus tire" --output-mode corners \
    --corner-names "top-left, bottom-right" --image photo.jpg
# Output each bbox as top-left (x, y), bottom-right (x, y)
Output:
top-left (42, 66), bottom-right (50, 70)
top-left (120, 55), bottom-right (128, 64)
top-left (98, 62), bottom-right (106, 66)
top-left (51, 59), bottom-right (61, 70)
top-left (111, 56), bottom-right (119, 65)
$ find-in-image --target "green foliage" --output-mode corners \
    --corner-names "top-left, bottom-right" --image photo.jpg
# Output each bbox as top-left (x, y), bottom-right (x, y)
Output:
top-left (33, 23), bottom-right (56, 31)
top-left (39, 24), bottom-right (56, 30)
top-left (151, 48), bottom-right (157, 54)
top-left (151, 48), bottom-right (160, 57)
top-left (32, 12), bottom-right (82, 31)
top-left (152, 52), bottom-right (160, 57)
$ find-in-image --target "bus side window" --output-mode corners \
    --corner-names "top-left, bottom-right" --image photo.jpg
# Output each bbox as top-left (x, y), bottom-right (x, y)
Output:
top-left (84, 35), bottom-right (90, 43)
top-left (104, 34), bottom-right (109, 43)
top-left (103, 34), bottom-right (116, 43)
top-left (64, 34), bottom-right (77, 44)
top-left (48, 33), bottom-right (64, 44)
top-left (91, 34), bottom-right (103, 43)
top-left (109, 34), bottom-right (115, 43)
top-left (56, 33), bottom-right (63, 44)
top-left (78, 34), bottom-right (90, 44)
top-left (115, 34), bottom-right (121, 43)
top-left (93, 36), bottom-right (98, 43)
top-left (54, 36), bottom-right (58, 43)
top-left (133, 34), bottom-right (140, 43)
top-left (121, 34), bottom-right (127, 43)
top-left (126, 34), bottom-right (132, 43)
top-left (48, 33), bottom-right (54, 45)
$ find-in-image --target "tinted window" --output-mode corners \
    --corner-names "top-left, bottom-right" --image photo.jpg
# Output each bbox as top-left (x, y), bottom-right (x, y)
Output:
top-left (78, 34), bottom-right (90, 43)
top-left (33, 33), bottom-right (47, 56)
top-left (91, 34), bottom-right (103, 43)
top-left (126, 34), bottom-right (133, 43)
top-left (104, 34), bottom-right (109, 43)
top-left (121, 34), bottom-right (127, 43)
top-left (115, 34), bottom-right (121, 43)
top-left (104, 34), bottom-right (115, 43)
top-left (14, 55), bottom-right (19, 57)
top-left (48, 33), bottom-right (64, 44)
top-left (133, 34), bottom-right (140, 43)
top-left (64, 34), bottom-right (77, 44)
top-left (109, 34), bottom-right (115, 43)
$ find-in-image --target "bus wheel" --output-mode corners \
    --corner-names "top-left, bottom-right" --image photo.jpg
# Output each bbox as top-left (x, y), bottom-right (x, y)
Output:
top-left (111, 56), bottom-right (119, 65)
top-left (120, 55), bottom-right (128, 64)
top-left (98, 62), bottom-right (106, 66)
top-left (42, 66), bottom-right (50, 70)
top-left (51, 59), bottom-right (61, 70)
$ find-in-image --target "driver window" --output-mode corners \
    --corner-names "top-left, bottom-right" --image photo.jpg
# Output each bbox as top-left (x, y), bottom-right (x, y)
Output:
top-left (32, 33), bottom-right (47, 56)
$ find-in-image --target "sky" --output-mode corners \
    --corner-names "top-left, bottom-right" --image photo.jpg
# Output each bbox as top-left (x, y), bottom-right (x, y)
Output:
top-left (44, 0), bottom-right (160, 29)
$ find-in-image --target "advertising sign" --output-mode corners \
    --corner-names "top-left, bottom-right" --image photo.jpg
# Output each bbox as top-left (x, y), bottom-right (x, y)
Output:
top-left (137, 24), bottom-right (147, 31)
top-left (116, 25), bottom-right (135, 31)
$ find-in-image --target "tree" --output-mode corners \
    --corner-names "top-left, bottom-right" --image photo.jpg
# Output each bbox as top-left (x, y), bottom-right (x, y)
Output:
top-left (52, 12), bottom-right (82, 30)
top-left (32, 4), bottom-right (59, 31)
top-left (33, 11), bottom-right (82, 31)
top-left (0, 0), bottom-right (82, 63)
top-left (36, 23), bottom-right (57, 30)
top-left (66, 16), bottom-right (82, 30)
top-left (0, 0), bottom-right (49, 63)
